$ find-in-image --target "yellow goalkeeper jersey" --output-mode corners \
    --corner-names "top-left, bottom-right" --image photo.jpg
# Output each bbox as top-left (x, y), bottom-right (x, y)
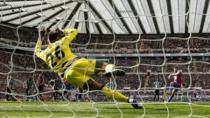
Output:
top-left (35, 29), bottom-right (78, 78)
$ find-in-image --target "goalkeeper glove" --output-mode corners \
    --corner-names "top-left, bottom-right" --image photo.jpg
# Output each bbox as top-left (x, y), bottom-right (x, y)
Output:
top-left (39, 27), bottom-right (48, 41)
top-left (55, 28), bottom-right (65, 38)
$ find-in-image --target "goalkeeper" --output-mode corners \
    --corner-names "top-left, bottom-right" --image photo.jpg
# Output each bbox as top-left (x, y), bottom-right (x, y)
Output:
top-left (35, 28), bottom-right (142, 109)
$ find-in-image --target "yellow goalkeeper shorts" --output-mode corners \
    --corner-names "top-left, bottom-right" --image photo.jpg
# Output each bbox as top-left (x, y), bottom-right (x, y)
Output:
top-left (64, 58), bottom-right (96, 88)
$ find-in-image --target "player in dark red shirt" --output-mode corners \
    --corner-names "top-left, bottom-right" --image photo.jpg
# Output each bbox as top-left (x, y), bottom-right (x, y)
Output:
top-left (168, 67), bottom-right (184, 102)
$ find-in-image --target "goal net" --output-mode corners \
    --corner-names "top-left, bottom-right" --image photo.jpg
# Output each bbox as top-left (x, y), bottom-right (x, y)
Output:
top-left (0, 0), bottom-right (210, 117)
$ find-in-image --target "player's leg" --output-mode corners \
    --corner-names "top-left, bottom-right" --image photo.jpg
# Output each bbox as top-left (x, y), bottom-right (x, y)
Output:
top-left (169, 82), bottom-right (174, 93)
top-left (83, 78), bottom-right (142, 109)
top-left (168, 89), bottom-right (176, 102)
top-left (157, 89), bottom-right (160, 101)
top-left (65, 70), bottom-right (142, 108)
top-left (6, 87), bottom-right (10, 101)
top-left (168, 84), bottom-right (179, 102)
top-left (65, 58), bottom-right (126, 95)
top-left (154, 90), bottom-right (157, 101)
top-left (65, 70), bottom-right (129, 102)
top-left (65, 58), bottom-right (141, 108)
top-left (94, 61), bottom-right (142, 108)
top-left (84, 78), bottom-right (128, 101)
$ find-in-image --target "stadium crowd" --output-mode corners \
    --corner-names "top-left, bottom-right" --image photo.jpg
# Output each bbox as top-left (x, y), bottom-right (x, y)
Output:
top-left (0, 27), bottom-right (210, 102)
top-left (0, 50), bottom-right (210, 102)
top-left (1, 26), bottom-right (210, 54)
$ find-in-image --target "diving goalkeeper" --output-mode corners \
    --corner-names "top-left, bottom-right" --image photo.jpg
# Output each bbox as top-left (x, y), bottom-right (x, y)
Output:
top-left (35, 28), bottom-right (142, 109)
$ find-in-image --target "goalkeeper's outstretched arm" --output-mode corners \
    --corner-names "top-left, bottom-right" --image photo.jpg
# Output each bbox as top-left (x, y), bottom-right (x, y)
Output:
top-left (34, 28), bottom-right (78, 60)
top-left (34, 38), bottom-right (45, 60)
top-left (60, 28), bottom-right (78, 45)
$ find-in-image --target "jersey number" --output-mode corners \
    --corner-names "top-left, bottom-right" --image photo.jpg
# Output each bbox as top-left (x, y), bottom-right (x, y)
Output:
top-left (47, 46), bottom-right (65, 68)
top-left (55, 46), bottom-right (65, 60)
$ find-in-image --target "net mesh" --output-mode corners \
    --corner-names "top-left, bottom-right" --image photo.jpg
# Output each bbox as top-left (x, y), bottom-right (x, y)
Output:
top-left (0, 0), bottom-right (210, 117)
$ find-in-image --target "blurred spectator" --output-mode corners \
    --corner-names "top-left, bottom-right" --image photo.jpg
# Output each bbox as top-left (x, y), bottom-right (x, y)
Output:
top-left (6, 76), bottom-right (15, 101)
top-left (36, 74), bottom-right (45, 100)
top-left (153, 78), bottom-right (160, 101)
top-left (26, 79), bottom-right (33, 96)
top-left (106, 78), bottom-right (116, 89)
top-left (0, 30), bottom-right (210, 102)
top-left (63, 80), bottom-right (76, 100)
top-left (75, 88), bottom-right (83, 101)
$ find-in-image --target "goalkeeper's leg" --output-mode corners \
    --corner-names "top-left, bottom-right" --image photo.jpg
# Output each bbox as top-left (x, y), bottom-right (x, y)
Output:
top-left (65, 59), bottom-right (141, 108)
top-left (83, 78), bottom-right (142, 109)
top-left (168, 88), bottom-right (178, 102)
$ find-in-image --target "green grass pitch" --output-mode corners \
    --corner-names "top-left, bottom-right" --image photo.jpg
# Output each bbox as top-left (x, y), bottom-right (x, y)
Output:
top-left (0, 101), bottom-right (209, 118)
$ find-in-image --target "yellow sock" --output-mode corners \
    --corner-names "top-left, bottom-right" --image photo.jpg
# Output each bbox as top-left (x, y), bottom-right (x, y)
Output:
top-left (101, 86), bottom-right (129, 102)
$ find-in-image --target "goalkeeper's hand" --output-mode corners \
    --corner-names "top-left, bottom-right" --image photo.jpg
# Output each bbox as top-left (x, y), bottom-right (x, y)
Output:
top-left (39, 26), bottom-right (49, 41)
top-left (55, 27), bottom-right (63, 33)
top-left (55, 27), bottom-right (65, 38)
